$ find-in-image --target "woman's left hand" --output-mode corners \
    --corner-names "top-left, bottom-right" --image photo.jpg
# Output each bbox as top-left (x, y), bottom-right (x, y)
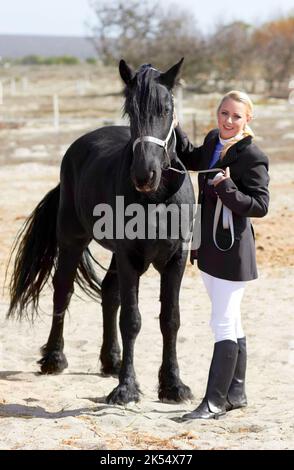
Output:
top-left (213, 166), bottom-right (230, 186)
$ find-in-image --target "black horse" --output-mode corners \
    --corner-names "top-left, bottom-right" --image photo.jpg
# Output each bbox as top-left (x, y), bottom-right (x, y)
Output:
top-left (8, 58), bottom-right (195, 405)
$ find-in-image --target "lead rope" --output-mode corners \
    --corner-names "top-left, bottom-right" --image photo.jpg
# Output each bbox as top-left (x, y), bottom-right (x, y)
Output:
top-left (212, 196), bottom-right (234, 251)
top-left (163, 130), bottom-right (187, 174)
top-left (197, 168), bottom-right (234, 251)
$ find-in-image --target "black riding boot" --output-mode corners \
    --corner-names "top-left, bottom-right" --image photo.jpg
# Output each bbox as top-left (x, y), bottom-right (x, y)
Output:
top-left (226, 337), bottom-right (247, 411)
top-left (182, 340), bottom-right (238, 420)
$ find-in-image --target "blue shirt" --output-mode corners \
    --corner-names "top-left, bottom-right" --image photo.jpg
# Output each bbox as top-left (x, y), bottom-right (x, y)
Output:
top-left (209, 140), bottom-right (223, 169)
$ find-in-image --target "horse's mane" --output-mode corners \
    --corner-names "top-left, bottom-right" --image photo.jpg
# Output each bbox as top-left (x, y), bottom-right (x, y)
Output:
top-left (123, 64), bottom-right (167, 137)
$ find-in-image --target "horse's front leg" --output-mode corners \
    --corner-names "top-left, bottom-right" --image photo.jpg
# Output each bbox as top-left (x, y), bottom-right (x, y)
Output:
top-left (158, 249), bottom-right (193, 402)
top-left (106, 253), bottom-right (141, 405)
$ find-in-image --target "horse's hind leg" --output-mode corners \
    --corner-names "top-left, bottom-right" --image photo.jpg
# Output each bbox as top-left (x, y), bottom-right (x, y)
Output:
top-left (38, 243), bottom-right (85, 374)
top-left (158, 249), bottom-right (193, 402)
top-left (100, 254), bottom-right (121, 376)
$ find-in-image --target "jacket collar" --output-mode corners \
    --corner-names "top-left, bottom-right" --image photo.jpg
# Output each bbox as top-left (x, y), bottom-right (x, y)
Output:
top-left (205, 130), bottom-right (252, 169)
top-left (203, 130), bottom-right (218, 168)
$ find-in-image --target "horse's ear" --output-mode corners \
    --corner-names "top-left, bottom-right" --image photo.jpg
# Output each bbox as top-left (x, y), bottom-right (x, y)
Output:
top-left (159, 57), bottom-right (184, 89)
top-left (119, 59), bottom-right (134, 86)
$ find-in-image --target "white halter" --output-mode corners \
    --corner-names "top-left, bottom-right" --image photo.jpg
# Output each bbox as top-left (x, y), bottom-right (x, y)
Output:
top-left (132, 121), bottom-right (186, 174)
top-left (132, 119), bottom-right (174, 154)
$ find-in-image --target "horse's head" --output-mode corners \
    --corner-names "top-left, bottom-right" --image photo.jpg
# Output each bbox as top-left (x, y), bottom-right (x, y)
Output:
top-left (119, 58), bottom-right (184, 193)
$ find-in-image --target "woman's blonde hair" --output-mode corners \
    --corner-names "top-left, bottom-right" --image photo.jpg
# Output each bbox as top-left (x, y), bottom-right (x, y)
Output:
top-left (217, 90), bottom-right (254, 158)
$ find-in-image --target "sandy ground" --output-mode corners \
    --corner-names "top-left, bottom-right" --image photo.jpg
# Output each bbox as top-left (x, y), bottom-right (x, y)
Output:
top-left (0, 65), bottom-right (293, 450)
top-left (0, 160), bottom-right (293, 450)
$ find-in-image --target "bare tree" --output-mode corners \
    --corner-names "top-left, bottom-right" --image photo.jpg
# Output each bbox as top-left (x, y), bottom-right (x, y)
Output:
top-left (88, 0), bottom-right (158, 65)
top-left (253, 16), bottom-right (294, 92)
top-left (87, 0), bottom-right (205, 78)
top-left (149, 7), bottom-right (206, 77)
top-left (87, 0), bottom-right (294, 92)
top-left (207, 21), bottom-right (255, 84)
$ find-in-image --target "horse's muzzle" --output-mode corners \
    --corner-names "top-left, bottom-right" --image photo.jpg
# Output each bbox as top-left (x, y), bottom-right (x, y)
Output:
top-left (133, 170), bottom-right (159, 193)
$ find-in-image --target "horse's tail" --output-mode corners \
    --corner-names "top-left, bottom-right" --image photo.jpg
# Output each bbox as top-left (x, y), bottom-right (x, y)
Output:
top-left (7, 185), bottom-right (61, 320)
top-left (75, 247), bottom-right (102, 302)
top-left (7, 185), bottom-right (102, 320)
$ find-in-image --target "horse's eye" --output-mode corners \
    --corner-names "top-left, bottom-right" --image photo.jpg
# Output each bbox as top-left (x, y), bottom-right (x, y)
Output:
top-left (160, 107), bottom-right (171, 117)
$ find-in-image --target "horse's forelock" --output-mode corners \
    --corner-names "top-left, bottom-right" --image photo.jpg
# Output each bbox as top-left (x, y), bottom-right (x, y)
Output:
top-left (124, 65), bottom-right (170, 136)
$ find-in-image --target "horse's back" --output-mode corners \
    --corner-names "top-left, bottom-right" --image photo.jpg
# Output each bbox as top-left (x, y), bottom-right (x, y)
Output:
top-left (60, 124), bottom-right (131, 209)
top-left (61, 125), bottom-right (130, 173)
top-left (58, 125), bottom-right (131, 244)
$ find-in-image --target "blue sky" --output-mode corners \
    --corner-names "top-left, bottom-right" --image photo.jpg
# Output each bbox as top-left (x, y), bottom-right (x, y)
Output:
top-left (0, 0), bottom-right (293, 36)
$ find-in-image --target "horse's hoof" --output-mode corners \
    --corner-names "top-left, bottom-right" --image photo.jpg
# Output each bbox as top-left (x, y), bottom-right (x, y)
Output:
top-left (37, 350), bottom-right (68, 374)
top-left (106, 383), bottom-right (141, 405)
top-left (158, 382), bottom-right (194, 403)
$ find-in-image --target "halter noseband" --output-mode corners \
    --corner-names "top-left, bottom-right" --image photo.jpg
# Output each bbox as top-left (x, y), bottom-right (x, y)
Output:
top-left (132, 120), bottom-right (186, 174)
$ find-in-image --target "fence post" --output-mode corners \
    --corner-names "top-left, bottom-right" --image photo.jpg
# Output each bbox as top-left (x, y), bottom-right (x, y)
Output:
top-left (10, 78), bottom-right (16, 96)
top-left (0, 81), bottom-right (3, 105)
top-left (53, 94), bottom-right (59, 131)
top-left (175, 86), bottom-right (183, 124)
top-left (22, 77), bottom-right (28, 94)
top-left (192, 113), bottom-right (197, 144)
top-left (76, 80), bottom-right (85, 96)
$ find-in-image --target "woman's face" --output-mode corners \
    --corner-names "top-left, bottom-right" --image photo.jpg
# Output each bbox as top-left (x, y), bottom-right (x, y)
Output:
top-left (217, 98), bottom-right (251, 139)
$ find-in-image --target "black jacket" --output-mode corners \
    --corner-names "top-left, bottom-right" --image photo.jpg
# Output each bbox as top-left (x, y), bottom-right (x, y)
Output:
top-left (175, 126), bottom-right (270, 281)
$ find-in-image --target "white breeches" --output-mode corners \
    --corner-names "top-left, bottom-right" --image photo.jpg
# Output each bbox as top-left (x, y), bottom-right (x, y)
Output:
top-left (200, 271), bottom-right (246, 343)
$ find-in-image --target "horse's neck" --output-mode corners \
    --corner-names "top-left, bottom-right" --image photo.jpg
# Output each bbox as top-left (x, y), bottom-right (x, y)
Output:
top-left (168, 152), bottom-right (186, 174)
top-left (154, 159), bottom-right (186, 202)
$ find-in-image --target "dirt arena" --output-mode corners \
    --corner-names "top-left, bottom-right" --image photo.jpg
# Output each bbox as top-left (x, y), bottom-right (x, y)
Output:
top-left (0, 66), bottom-right (293, 449)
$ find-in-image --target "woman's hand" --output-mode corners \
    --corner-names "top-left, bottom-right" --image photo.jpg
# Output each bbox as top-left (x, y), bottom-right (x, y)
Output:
top-left (213, 167), bottom-right (230, 186)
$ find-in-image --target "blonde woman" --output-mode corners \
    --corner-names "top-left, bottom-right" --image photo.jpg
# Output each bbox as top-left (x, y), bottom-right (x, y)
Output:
top-left (174, 91), bottom-right (270, 420)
